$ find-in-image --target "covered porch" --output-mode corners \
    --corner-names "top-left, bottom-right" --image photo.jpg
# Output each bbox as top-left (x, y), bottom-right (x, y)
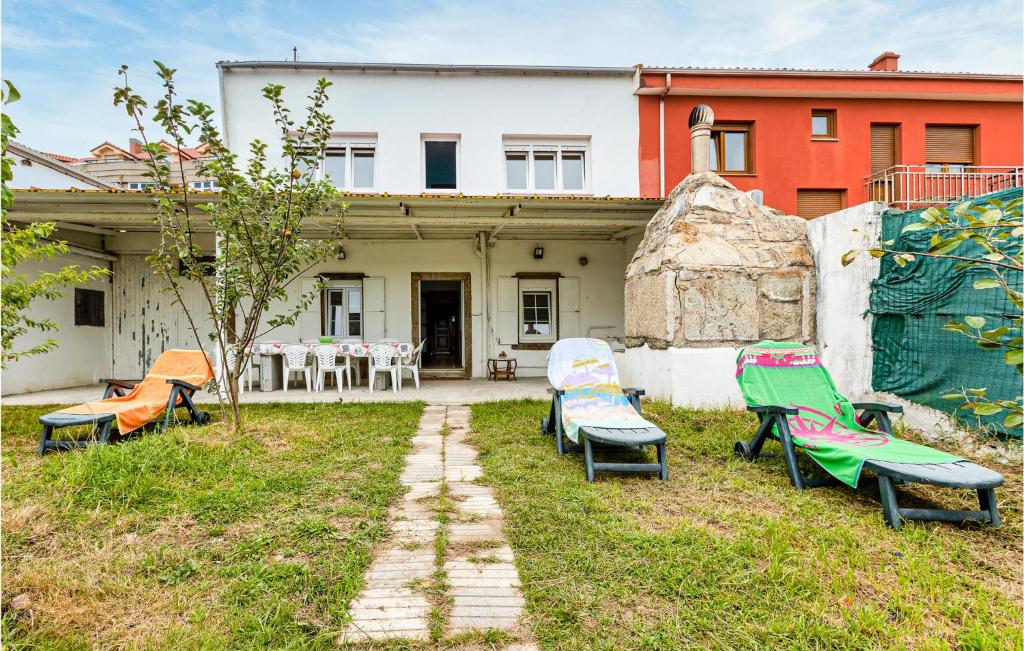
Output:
top-left (5, 190), bottom-right (661, 394)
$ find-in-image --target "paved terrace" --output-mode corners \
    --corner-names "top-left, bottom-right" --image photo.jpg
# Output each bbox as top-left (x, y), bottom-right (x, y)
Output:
top-left (2, 377), bottom-right (550, 406)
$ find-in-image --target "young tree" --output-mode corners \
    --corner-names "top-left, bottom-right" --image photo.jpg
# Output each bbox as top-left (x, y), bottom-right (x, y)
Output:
top-left (114, 63), bottom-right (344, 430)
top-left (844, 195), bottom-right (1023, 431)
top-left (1, 81), bottom-right (110, 367)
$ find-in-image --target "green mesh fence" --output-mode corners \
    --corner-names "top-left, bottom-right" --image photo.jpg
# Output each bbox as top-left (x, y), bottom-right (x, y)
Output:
top-left (870, 188), bottom-right (1022, 438)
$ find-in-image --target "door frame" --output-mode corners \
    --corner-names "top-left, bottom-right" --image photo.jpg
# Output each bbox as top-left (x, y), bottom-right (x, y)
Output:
top-left (411, 272), bottom-right (472, 379)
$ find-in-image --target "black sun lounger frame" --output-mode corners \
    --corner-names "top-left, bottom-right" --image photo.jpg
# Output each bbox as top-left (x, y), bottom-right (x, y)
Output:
top-left (541, 387), bottom-right (668, 482)
top-left (38, 378), bottom-right (210, 456)
top-left (734, 402), bottom-right (1003, 529)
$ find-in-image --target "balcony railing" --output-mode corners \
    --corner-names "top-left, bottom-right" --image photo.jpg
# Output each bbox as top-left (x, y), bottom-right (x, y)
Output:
top-left (865, 165), bottom-right (1023, 209)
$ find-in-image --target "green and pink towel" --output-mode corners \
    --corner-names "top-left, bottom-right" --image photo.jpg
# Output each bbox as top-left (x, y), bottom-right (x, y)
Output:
top-left (735, 341), bottom-right (961, 487)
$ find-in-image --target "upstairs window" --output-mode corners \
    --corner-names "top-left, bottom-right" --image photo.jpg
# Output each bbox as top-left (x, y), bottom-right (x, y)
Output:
top-left (304, 140), bottom-right (377, 190)
top-left (925, 125), bottom-right (975, 173)
top-left (811, 109), bottom-right (837, 140)
top-left (503, 140), bottom-right (589, 193)
top-left (423, 138), bottom-right (459, 190)
top-left (190, 180), bottom-right (218, 191)
top-left (709, 124), bottom-right (752, 174)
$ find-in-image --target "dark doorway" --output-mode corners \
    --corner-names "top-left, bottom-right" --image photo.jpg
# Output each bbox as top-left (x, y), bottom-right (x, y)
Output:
top-left (420, 280), bottom-right (463, 370)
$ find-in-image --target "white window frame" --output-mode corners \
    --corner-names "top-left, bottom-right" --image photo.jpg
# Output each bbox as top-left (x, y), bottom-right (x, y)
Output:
top-left (190, 180), bottom-right (218, 191)
top-left (421, 134), bottom-right (461, 193)
top-left (502, 138), bottom-right (590, 195)
top-left (323, 280), bottom-right (364, 340)
top-left (518, 278), bottom-right (557, 343)
top-left (313, 137), bottom-right (378, 191)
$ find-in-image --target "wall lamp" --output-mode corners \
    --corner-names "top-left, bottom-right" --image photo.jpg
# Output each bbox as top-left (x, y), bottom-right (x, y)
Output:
top-left (337, 245), bottom-right (346, 261)
top-left (533, 246), bottom-right (544, 260)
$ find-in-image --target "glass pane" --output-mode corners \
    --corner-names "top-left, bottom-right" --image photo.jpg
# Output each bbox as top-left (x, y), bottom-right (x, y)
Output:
top-left (297, 155), bottom-right (318, 179)
top-left (522, 292), bottom-right (552, 335)
top-left (723, 132), bottom-right (747, 172)
top-left (534, 153), bottom-right (555, 190)
top-left (424, 141), bottom-right (457, 189)
top-left (562, 152), bottom-right (584, 190)
top-left (327, 290), bottom-right (345, 336)
top-left (708, 135), bottom-right (720, 171)
top-left (811, 115), bottom-right (830, 136)
top-left (506, 153), bottom-right (528, 189)
top-left (324, 152), bottom-right (346, 187)
top-left (353, 150), bottom-right (374, 188)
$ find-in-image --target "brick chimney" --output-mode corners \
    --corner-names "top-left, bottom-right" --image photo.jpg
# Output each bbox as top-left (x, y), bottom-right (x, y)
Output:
top-left (869, 51), bottom-right (900, 72)
top-left (128, 137), bottom-right (143, 155)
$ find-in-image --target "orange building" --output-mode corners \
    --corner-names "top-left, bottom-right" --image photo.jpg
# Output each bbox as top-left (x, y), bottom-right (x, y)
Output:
top-left (636, 52), bottom-right (1023, 217)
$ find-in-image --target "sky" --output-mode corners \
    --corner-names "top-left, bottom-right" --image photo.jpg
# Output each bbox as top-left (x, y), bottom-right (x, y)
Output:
top-left (2, 0), bottom-right (1022, 155)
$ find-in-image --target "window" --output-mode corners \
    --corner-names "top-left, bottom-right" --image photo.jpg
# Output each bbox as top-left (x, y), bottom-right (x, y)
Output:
top-left (708, 124), bottom-right (752, 174)
top-left (503, 140), bottom-right (589, 193)
top-left (126, 182), bottom-right (155, 190)
top-left (519, 278), bottom-right (557, 343)
top-left (190, 180), bottom-right (217, 191)
top-left (870, 124), bottom-right (898, 173)
top-left (324, 283), bottom-right (362, 338)
top-left (925, 125), bottom-right (975, 173)
top-left (424, 139), bottom-right (458, 190)
top-left (811, 109), bottom-right (836, 140)
top-left (306, 140), bottom-right (377, 190)
top-left (74, 289), bottom-right (104, 327)
top-left (796, 189), bottom-right (844, 220)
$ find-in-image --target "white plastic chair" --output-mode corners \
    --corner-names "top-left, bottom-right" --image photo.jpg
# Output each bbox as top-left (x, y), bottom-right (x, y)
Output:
top-left (397, 341), bottom-right (425, 390)
top-left (314, 345), bottom-right (349, 392)
top-left (338, 343), bottom-right (361, 387)
top-left (368, 343), bottom-right (398, 393)
top-left (282, 345), bottom-right (313, 392)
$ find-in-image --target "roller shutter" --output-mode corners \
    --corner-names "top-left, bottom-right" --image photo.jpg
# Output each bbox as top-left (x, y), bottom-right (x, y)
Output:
top-left (926, 126), bottom-right (975, 164)
top-left (796, 189), bottom-right (844, 220)
top-left (870, 124), bottom-right (897, 173)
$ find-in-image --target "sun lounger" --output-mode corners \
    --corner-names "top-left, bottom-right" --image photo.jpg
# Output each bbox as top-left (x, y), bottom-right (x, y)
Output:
top-left (38, 349), bottom-right (214, 455)
top-left (541, 338), bottom-right (668, 482)
top-left (734, 341), bottom-right (1003, 529)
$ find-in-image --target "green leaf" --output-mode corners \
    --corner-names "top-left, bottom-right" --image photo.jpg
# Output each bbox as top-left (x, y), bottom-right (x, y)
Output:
top-left (972, 403), bottom-right (1003, 416)
top-left (2, 80), bottom-right (21, 105)
top-left (1005, 411), bottom-right (1023, 430)
top-left (964, 316), bottom-right (987, 329)
top-left (967, 388), bottom-right (988, 396)
top-left (1005, 348), bottom-right (1023, 366)
top-left (840, 250), bottom-right (859, 267)
top-left (901, 222), bottom-right (929, 233)
top-left (973, 278), bottom-right (1001, 289)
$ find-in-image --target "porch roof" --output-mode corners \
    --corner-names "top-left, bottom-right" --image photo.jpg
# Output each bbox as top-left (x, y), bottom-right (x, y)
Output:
top-left (9, 190), bottom-right (662, 241)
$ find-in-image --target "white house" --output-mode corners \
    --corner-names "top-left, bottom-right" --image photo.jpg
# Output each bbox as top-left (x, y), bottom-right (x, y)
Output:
top-left (3, 62), bottom-right (661, 391)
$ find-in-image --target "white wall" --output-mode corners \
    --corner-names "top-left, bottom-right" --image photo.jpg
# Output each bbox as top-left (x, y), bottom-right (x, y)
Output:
top-left (618, 345), bottom-right (745, 407)
top-left (260, 237), bottom-right (629, 378)
top-left (806, 202), bottom-right (883, 399)
top-left (221, 69), bottom-right (639, 197)
top-left (8, 156), bottom-right (100, 190)
top-left (2, 252), bottom-right (112, 394)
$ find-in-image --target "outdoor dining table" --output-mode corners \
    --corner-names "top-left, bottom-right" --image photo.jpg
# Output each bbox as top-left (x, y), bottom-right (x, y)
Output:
top-left (249, 341), bottom-right (409, 391)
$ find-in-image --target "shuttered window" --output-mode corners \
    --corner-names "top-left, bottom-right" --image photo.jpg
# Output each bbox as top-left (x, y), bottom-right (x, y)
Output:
top-left (870, 124), bottom-right (897, 173)
top-left (796, 189), bottom-right (844, 220)
top-left (925, 126), bottom-right (975, 165)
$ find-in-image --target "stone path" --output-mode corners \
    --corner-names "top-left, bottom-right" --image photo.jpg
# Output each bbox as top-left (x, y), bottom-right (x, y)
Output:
top-left (343, 405), bottom-right (533, 648)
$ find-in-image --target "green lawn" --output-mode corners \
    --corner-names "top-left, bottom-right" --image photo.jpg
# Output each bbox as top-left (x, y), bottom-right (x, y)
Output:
top-left (470, 400), bottom-right (1023, 650)
top-left (1, 402), bottom-right (423, 649)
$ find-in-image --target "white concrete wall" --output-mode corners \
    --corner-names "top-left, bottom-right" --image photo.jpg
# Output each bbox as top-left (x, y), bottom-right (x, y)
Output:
top-left (806, 201), bottom-right (883, 400)
top-left (220, 69), bottom-right (639, 197)
top-left (261, 238), bottom-right (629, 378)
top-left (619, 345), bottom-right (745, 407)
top-left (2, 252), bottom-right (112, 394)
top-left (8, 156), bottom-right (100, 190)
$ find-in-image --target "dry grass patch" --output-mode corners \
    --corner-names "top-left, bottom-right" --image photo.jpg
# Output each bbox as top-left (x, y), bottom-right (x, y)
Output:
top-left (470, 399), bottom-right (1023, 650)
top-left (1, 401), bottom-right (423, 649)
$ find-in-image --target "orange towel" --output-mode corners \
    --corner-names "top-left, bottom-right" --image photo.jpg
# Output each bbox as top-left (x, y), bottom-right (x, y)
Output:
top-left (59, 349), bottom-right (214, 434)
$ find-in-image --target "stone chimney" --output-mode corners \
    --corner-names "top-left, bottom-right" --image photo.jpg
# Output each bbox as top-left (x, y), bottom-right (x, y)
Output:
top-left (869, 51), bottom-right (900, 72)
top-left (688, 104), bottom-right (714, 174)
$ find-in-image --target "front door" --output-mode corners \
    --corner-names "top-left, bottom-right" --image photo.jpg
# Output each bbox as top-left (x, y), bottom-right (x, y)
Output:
top-left (412, 273), bottom-right (471, 378)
